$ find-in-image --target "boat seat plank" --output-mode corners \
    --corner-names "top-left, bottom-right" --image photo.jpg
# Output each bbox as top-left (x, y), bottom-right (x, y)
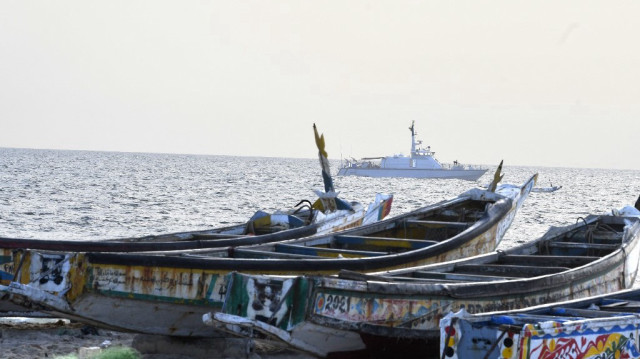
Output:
top-left (338, 270), bottom-right (434, 283)
top-left (454, 264), bottom-right (571, 277)
top-left (595, 307), bottom-right (640, 313)
top-left (411, 271), bottom-right (516, 282)
top-left (569, 232), bottom-right (622, 241)
top-left (231, 249), bottom-right (323, 259)
top-left (547, 242), bottom-right (620, 251)
top-left (339, 271), bottom-right (474, 284)
top-left (405, 220), bottom-right (470, 228)
top-left (599, 300), bottom-right (640, 312)
top-left (190, 233), bottom-right (245, 239)
top-left (498, 254), bottom-right (599, 267)
top-left (600, 299), bottom-right (640, 308)
top-left (493, 314), bottom-right (584, 327)
top-left (600, 300), bottom-right (631, 307)
top-left (275, 244), bottom-right (385, 258)
top-left (333, 235), bottom-right (438, 250)
top-left (549, 307), bottom-right (635, 318)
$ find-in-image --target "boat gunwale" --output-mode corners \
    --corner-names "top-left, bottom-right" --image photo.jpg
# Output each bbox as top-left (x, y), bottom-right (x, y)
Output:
top-left (311, 216), bottom-right (640, 298)
top-left (82, 195), bottom-right (516, 272)
top-left (0, 224), bottom-right (319, 252)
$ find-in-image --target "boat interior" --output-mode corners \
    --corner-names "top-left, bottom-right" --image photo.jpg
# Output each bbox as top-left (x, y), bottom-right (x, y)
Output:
top-left (228, 198), bottom-right (489, 260)
top-left (478, 293), bottom-right (640, 332)
top-left (340, 216), bottom-right (631, 283)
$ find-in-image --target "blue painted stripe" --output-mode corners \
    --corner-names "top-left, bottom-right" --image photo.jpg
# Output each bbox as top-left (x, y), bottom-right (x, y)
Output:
top-left (1, 271), bottom-right (13, 281)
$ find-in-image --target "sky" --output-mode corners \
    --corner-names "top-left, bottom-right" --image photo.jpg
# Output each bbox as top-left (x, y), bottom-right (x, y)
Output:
top-left (1, 1), bottom-right (639, 170)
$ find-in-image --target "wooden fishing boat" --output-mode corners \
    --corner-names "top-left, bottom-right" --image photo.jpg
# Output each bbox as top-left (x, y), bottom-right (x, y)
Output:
top-left (0, 124), bottom-right (393, 285)
top-left (440, 286), bottom-right (640, 359)
top-left (208, 207), bottom-right (640, 358)
top-left (0, 167), bottom-right (536, 337)
top-left (0, 194), bottom-right (391, 280)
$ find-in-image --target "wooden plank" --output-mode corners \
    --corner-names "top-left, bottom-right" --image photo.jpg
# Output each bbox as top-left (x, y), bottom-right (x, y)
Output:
top-left (411, 270), bottom-right (516, 282)
top-left (405, 220), bottom-right (470, 228)
top-left (338, 270), bottom-right (428, 283)
top-left (547, 242), bottom-right (620, 251)
top-left (600, 300), bottom-right (631, 307)
top-left (549, 307), bottom-right (633, 318)
top-left (231, 249), bottom-right (322, 259)
top-left (600, 299), bottom-right (640, 312)
top-left (498, 254), bottom-right (599, 267)
top-left (567, 232), bottom-right (622, 242)
top-left (275, 244), bottom-right (385, 258)
top-left (190, 233), bottom-right (245, 239)
top-left (454, 264), bottom-right (571, 277)
top-left (333, 235), bottom-right (437, 250)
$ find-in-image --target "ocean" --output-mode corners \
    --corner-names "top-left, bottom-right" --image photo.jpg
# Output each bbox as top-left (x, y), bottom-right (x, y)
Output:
top-left (1, 147), bottom-right (638, 250)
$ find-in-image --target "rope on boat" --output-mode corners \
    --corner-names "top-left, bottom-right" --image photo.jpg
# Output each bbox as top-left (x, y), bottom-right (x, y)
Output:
top-left (585, 224), bottom-right (595, 256)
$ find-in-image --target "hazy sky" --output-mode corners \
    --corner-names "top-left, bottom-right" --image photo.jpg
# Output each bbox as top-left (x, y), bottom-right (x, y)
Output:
top-left (1, 1), bottom-right (639, 170)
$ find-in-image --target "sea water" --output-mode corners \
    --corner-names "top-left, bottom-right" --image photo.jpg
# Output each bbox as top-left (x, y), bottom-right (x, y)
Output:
top-left (1, 147), bottom-right (638, 250)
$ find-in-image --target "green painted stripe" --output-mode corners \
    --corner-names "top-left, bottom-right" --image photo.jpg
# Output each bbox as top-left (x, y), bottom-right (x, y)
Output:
top-left (92, 289), bottom-right (224, 308)
top-left (0, 255), bottom-right (12, 265)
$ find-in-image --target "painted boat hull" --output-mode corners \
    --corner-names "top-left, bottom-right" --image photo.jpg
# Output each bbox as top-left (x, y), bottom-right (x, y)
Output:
top-left (441, 288), bottom-right (640, 358)
top-left (211, 214), bottom-right (640, 357)
top-left (0, 193), bottom-right (393, 283)
top-left (1, 175), bottom-right (535, 336)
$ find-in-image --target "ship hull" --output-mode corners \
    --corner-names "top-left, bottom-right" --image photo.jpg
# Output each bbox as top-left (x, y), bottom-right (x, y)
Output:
top-left (337, 167), bottom-right (487, 181)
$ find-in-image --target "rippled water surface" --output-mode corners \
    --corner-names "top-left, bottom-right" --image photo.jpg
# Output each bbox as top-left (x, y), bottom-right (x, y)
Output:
top-left (1, 148), bottom-right (639, 250)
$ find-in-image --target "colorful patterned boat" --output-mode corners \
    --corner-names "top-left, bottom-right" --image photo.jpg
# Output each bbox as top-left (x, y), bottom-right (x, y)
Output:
top-left (440, 285), bottom-right (640, 359)
top-left (0, 166), bottom-right (534, 337)
top-left (208, 206), bottom-right (640, 357)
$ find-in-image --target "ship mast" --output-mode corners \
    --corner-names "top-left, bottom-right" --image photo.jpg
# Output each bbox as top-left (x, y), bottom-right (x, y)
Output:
top-left (409, 120), bottom-right (416, 156)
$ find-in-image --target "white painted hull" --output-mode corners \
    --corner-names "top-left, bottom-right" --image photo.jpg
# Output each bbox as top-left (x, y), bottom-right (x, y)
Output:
top-left (337, 167), bottom-right (487, 181)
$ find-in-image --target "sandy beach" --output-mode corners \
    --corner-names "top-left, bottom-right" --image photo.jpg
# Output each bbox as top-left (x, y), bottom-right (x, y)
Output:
top-left (0, 317), bottom-right (137, 359)
top-left (0, 317), bottom-right (310, 359)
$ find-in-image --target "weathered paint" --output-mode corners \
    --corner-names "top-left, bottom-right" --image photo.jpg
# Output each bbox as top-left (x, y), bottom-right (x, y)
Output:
top-left (27, 252), bottom-right (72, 293)
top-left (311, 262), bottom-right (629, 333)
top-left (86, 263), bottom-right (229, 307)
top-left (3, 173), bottom-right (532, 334)
top-left (222, 272), bottom-right (311, 331)
top-left (0, 251), bottom-right (13, 282)
top-left (0, 194), bottom-right (390, 289)
top-left (309, 218), bottom-right (640, 336)
top-left (7, 251), bottom-right (236, 335)
top-left (442, 310), bottom-right (640, 359)
top-left (214, 215), bottom-right (640, 357)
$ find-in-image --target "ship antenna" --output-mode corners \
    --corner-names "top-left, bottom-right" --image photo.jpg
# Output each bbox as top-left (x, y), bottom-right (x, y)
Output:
top-left (409, 120), bottom-right (416, 156)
